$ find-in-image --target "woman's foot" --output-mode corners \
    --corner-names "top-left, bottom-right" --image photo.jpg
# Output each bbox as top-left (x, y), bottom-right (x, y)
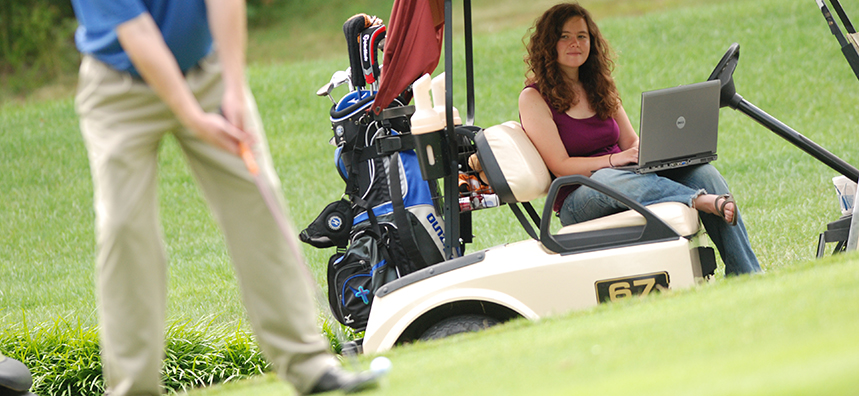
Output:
top-left (694, 193), bottom-right (738, 226)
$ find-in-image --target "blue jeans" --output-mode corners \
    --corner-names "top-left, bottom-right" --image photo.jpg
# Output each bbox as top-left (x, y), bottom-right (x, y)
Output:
top-left (559, 165), bottom-right (761, 276)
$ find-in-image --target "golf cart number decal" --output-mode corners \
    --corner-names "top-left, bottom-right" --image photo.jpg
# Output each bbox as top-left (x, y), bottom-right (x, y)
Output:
top-left (595, 272), bottom-right (670, 303)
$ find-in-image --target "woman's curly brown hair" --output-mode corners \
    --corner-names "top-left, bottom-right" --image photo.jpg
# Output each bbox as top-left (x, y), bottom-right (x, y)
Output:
top-left (524, 2), bottom-right (620, 120)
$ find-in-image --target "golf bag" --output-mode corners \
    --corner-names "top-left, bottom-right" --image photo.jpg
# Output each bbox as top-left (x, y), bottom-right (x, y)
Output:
top-left (301, 14), bottom-right (446, 331)
top-left (302, 92), bottom-right (446, 331)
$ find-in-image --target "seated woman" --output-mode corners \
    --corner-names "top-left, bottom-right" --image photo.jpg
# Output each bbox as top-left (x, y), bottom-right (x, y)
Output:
top-left (518, 2), bottom-right (761, 276)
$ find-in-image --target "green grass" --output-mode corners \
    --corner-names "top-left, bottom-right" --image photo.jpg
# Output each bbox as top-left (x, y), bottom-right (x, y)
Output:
top-left (1, 318), bottom-right (269, 395)
top-left (3, 0), bottom-right (859, 394)
top-left (184, 253), bottom-right (859, 396)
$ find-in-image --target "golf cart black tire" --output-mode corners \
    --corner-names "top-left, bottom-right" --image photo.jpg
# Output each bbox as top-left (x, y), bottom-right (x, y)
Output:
top-left (419, 314), bottom-right (500, 341)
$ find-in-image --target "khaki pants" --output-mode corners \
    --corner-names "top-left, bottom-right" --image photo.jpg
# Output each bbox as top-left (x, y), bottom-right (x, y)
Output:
top-left (75, 53), bottom-right (335, 395)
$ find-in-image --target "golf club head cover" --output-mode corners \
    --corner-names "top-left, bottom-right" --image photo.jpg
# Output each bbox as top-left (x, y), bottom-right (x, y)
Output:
top-left (300, 199), bottom-right (353, 249)
top-left (343, 14), bottom-right (372, 88)
top-left (360, 25), bottom-right (386, 85)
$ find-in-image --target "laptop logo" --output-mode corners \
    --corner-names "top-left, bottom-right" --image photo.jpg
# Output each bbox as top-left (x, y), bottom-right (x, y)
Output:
top-left (676, 116), bottom-right (686, 129)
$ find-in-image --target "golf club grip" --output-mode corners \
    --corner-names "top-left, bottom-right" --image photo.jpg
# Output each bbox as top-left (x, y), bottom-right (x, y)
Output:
top-left (239, 142), bottom-right (259, 176)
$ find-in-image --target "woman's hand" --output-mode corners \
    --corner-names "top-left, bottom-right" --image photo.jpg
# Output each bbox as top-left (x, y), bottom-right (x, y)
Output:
top-left (610, 146), bottom-right (639, 167)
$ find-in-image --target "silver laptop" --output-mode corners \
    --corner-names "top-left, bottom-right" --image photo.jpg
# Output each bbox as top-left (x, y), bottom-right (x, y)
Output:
top-left (614, 79), bottom-right (720, 174)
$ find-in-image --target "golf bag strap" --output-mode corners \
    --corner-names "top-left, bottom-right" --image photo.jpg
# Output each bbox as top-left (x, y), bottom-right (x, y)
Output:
top-left (509, 202), bottom-right (538, 240)
top-left (344, 143), bottom-right (362, 197)
top-left (344, 145), bottom-right (381, 240)
top-left (388, 152), bottom-right (429, 269)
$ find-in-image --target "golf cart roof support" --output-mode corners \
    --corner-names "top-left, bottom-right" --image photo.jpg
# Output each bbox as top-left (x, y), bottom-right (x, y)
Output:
top-left (442, 0), bottom-right (460, 258)
top-left (441, 0), bottom-right (478, 258)
top-left (374, 0), bottom-right (478, 259)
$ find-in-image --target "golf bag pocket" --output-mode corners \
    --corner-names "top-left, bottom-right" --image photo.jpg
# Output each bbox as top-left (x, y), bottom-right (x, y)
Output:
top-left (327, 235), bottom-right (378, 331)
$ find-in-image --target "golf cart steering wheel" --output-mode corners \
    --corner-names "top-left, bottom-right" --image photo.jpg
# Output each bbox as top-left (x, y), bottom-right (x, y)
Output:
top-left (707, 42), bottom-right (742, 109)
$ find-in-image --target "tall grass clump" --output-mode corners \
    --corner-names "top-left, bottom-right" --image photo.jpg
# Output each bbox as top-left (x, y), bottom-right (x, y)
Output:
top-left (1, 318), bottom-right (103, 396)
top-left (161, 321), bottom-right (270, 393)
top-left (0, 318), bottom-right (270, 396)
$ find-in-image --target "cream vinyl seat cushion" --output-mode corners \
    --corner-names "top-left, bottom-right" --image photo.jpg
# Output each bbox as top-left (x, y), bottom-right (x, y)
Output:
top-left (558, 201), bottom-right (700, 237)
top-left (475, 121), bottom-right (552, 203)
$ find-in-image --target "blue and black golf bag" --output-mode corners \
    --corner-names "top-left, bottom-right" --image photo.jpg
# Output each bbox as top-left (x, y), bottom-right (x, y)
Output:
top-left (302, 88), bottom-right (446, 331)
top-left (299, 14), bottom-right (447, 331)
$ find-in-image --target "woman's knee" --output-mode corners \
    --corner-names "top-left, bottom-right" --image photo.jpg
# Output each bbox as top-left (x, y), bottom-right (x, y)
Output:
top-left (683, 165), bottom-right (730, 194)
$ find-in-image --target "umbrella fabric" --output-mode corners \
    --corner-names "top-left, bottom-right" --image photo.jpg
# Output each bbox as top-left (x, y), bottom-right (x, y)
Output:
top-left (372, 0), bottom-right (445, 115)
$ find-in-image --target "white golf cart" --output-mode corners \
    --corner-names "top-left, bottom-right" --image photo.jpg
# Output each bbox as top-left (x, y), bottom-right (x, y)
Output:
top-left (327, 0), bottom-right (741, 355)
top-left (360, 120), bottom-right (714, 353)
top-left (320, 0), bottom-right (859, 355)
top-left (354, 2), bottom-right (859, 356)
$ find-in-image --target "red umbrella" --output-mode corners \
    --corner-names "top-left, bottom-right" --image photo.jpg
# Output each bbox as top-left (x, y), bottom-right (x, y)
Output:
top-left (372, 0), bottom-right (445, 116)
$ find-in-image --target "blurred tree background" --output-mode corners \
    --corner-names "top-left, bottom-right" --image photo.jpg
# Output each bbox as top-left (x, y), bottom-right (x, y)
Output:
top-left (0, 0), bottom-right (77, 98)
top-left (0, 0), bottom-right (569, 103)
top-left (0, 0), bottom-right (290, 102)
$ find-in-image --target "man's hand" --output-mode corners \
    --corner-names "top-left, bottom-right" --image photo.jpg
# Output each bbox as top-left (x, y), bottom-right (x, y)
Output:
top-left (117, 12), bottom-right (253, 156)
top-left (185, 111), bottom-right (251, 156)
top-left (220, 86), bottom-right (246, 133)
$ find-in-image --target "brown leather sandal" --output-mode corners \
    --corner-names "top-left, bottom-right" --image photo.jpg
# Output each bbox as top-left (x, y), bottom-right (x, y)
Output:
top-left (715, 194), bottom-right (738, 226)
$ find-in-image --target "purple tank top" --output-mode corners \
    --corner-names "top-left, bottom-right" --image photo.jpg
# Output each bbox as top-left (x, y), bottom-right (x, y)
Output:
top-left (552, 111), bottom-right (621, 157)
top-left (526, 85), bottom-right (622, 211)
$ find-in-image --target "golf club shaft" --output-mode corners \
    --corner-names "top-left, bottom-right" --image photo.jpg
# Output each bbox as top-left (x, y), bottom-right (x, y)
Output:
top-left (238, 142), bottom-right (360, 365)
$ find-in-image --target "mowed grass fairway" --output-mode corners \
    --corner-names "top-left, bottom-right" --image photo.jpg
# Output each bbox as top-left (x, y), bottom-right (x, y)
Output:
top-left (3, 0), bottom-right (859, 394)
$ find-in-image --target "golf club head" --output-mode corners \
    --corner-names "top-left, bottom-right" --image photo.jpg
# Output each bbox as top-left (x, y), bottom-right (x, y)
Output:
top-left (317, 82), bottom-right (336, 97)
top-left (316, 84), bottom-right (337, 105)
top-left (318, 70), bottom-right (354, 104)
top-left (331, 70), bottom-right (351, 90)
top-left (344, 67), bottom-right (356, 92)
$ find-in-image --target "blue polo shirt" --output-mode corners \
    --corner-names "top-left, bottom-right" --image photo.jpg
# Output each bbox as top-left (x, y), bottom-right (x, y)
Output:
top-left (71, 0), bottom-right (212, 76)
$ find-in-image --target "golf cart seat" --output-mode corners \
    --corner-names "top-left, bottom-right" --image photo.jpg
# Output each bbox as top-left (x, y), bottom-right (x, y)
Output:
top-left (473, 121), bottom-right (701, 243)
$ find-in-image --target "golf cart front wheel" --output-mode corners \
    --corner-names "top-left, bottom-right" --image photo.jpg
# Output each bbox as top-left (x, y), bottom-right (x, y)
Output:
top-left (419, 314), bottom-right (500, 341)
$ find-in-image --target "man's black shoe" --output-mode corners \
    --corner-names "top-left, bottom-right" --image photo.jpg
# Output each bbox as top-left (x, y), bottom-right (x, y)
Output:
top-left (306, 367), bottom-right (380, 395)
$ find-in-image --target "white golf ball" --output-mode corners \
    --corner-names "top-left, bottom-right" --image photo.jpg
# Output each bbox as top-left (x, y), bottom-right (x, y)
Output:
top-left (370, 356), bottom-right (392, 374)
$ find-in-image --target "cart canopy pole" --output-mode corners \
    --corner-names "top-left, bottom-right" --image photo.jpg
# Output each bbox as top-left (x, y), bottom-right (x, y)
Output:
top-left (442, 0), bottom-right (460, 258)
top-left (463, 0), bottom-right (475, 126)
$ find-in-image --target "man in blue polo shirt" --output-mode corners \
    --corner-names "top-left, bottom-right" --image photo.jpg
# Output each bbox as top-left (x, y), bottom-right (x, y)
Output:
top-left (70, 1), bottom-right (378, 394)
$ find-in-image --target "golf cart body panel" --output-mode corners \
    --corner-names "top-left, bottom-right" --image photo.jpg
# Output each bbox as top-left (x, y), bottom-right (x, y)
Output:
top-left (364, 231), bottom-right (703, 353)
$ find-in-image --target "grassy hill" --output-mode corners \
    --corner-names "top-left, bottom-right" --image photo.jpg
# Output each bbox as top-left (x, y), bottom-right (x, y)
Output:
top-left (3, 0), bottom-right (859, 394)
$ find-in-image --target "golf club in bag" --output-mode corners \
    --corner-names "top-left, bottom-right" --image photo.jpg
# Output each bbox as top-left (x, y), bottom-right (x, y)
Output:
top-left (300, 14), bottom-right (445, 333)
